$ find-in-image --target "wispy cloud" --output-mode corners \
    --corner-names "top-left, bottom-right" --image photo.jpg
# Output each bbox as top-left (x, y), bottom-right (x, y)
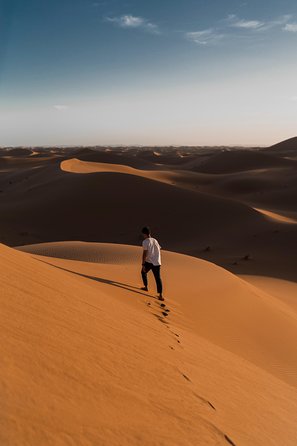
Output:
top-left (185, 14), bottom-right (295, 48)
top-left (226, 14), bottom-right (292, 31)
top-left (258, 14), bottom-right (292, 31)
top-left (54, 105), bottom-right (69, 111)
top-left (231, 18), bottom-right (264, 29)
top-left (283, 23), bottom-right (297, 32)
top-left (186, 29), bottom-right (224, 45)
top-left (227, 14), bottom-right (264, 30)
top-left (106, 15), bottom-right (159, 34)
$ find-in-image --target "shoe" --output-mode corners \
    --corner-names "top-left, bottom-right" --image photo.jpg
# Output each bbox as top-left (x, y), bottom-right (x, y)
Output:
top-left (158, 294), bottom-right (164, 301)
top-left (141, 287), bottom-right (148, 291)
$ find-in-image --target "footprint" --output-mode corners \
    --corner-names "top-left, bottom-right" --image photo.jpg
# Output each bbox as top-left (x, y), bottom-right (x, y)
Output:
top-left (162, 311), bottom-right (169, 317)
top-left (193, 392), bottom-right (216, 411)
top-left (155, 315), bottom-right (169, 325)
top-left (224, 434), bottom-right (236, 446)
top-left (182, 373), bottom-right (191, 382)
top-left (208, 401), bottom-right (216, 410)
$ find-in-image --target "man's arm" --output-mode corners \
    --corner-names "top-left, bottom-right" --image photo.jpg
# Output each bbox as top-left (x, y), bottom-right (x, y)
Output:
top-left (142, 250), bottom-right (148, 265)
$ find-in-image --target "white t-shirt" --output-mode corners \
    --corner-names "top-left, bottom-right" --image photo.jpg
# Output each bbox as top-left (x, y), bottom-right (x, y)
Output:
top-left (142, 237), bottom-right (161, 266)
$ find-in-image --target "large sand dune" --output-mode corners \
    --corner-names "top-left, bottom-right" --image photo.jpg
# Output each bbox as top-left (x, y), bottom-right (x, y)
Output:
top-left (17, 241), bottom-right (297, 386)
top-left (189, 149), bottom-right (295, 174)
top-left (1, 140), bottom-right (297, 445)
top-left (1, 241), bottom-right (297, 445)
top-left (0, 156), bottom-right (266, 249)
top-left (265, 136), bottom-right (297, 157)
top-left (1, 144), bottom-right (297, 282)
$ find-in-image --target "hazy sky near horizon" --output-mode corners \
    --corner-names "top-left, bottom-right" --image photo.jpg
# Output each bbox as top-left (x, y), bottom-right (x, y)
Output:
top-left (0, 0), bottom-right (297, 146)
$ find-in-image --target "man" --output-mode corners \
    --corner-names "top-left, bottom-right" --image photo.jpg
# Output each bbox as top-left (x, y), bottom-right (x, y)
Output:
top-left (140, 226), bottom-right (164, 301)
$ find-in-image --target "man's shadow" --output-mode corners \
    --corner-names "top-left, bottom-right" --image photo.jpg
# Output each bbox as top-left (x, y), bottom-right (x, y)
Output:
top-left (34, 257), bottom-right (157, 299)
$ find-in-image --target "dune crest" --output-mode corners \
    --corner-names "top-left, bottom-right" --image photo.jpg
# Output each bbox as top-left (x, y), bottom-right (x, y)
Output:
top-left (253, 208), bottom-right (297, 224)
top-left (60, 157), bottom-right (178, 185)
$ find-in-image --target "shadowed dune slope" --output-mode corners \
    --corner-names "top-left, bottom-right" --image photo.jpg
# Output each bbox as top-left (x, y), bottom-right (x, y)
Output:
top-left (266, 136), bottom-right (297, 156)
top-left (192, 150), bottom-right (295, 174)
top-left (6, 148), bottom-right (34, 157)
top-left (0, 161), bottom-right (267, 250)
top-left (73, 148), bottom-right (156, 169)
top-left (2, 241), bottom-right (297, 445)
top-left (61, 158), bottom-right (297, 222)
top-left (194, 167), bottom-right (297, 211)
top-left (0, 146), bottom-right (297, 282)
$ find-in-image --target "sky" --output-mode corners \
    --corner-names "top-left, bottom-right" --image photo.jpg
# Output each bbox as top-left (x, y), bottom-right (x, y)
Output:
top-left (0, 0), bottom-right (297, 146)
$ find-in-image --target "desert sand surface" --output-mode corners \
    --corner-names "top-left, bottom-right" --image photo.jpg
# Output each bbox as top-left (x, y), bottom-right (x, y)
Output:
top-left (1, 241), bottom-right (297, 445)
top-left (240, 275), bottom-right (297, 313)
top-left (1, 138), bottom-right (297, 445)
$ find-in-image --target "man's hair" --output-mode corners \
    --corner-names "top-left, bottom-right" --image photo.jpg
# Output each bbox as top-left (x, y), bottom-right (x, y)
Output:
top-left (141, 226), bottom-right (150, 236)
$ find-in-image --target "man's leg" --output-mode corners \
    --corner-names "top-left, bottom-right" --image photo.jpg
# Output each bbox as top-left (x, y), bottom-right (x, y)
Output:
top-left (141, 262), bottom-right (152, 290)
top-left (152, 265), bottom-right (163, 295)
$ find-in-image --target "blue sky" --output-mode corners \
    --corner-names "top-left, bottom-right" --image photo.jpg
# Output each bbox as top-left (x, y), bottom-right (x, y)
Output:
top-left (0, 0), bottom-right (297, 146)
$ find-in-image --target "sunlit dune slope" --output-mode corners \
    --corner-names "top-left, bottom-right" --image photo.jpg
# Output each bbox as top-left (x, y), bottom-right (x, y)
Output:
top-left (0, 242), bottom-right (233, 446)
top-left (253, 208), bottom-right (297, 224)
top-left (18, 241), bottom-right (297, 387)
top-left (60, 157), bottom-right (177, 184)
top-left (2, 241), bottom-right (297, 445)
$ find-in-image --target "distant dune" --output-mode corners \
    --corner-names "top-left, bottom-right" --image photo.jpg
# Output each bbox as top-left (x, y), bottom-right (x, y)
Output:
top-left (0, 143), bottom-right (297, 281)
top-left (6, 148), bottom-right (34, 157)
top-left (264, 136), bottom-right (297, 158)
top-left (268, 136), bottom-right (297, 151)
top-left (191, 149), bottom-right (295, 174)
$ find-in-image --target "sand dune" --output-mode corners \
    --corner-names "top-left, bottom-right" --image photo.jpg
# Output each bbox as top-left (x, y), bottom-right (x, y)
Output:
top-left (266, 136), bottom-right (297, 157)
top-left (0, 157), bottom-right (266, 250)
top-left (6, 148), bottom-right (34, 157)
top-left (18, 241), bottom-right (297, 387)
top-left (1, 241), bottom-right (296, 445)
top-left (240, 275), bottom-right (297, 314)
top-left (1, 140), bottom-right (297, 445)
top-left (0, 147), bottom-right (296, 281)
top-left (191, 149), bottom-right (295, 174)
top-left (61, 157), bottom-right (177, 185)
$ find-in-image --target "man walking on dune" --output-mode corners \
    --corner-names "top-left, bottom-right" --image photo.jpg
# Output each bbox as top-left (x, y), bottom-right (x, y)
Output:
top-left (140, 226), bottom-right (164, 301)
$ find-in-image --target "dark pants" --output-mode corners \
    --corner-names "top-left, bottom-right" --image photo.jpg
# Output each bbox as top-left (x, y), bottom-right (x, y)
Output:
top-left (141, 262), bottom-right (163, 294)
